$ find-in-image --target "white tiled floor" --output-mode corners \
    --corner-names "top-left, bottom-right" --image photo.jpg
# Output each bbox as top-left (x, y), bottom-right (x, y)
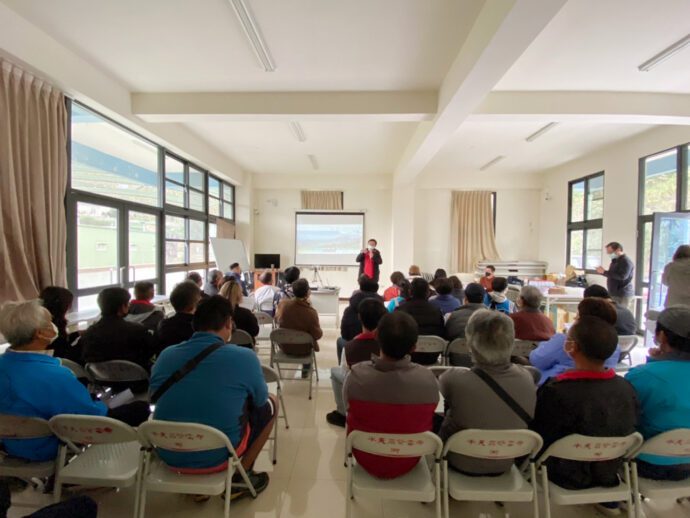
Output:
top-left (7, 316), bottom-right (684, 518)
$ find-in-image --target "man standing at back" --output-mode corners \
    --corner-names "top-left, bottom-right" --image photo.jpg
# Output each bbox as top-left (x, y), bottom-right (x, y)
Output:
top-left (597, 242), bottom-right (635, 309)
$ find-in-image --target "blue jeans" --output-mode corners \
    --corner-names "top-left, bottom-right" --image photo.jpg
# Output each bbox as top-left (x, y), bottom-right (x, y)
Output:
top-left (330, 366), bottom-right (347, 415)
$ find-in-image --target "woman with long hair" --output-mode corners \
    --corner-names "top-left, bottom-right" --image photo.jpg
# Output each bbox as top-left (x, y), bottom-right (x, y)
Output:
top-left (219, 279), bottom-right (259, 346)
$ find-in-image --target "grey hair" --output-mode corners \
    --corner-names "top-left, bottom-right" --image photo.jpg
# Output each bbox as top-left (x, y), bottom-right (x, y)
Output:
top-left (0, 300), bottom-right (52, 349)
top-left (519, 285), bottom-right (543, 310)
top-left (466, 309), bottom-right (515, 366)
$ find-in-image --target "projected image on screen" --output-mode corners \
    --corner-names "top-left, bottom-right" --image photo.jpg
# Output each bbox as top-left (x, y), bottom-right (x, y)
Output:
top-left (295, 212), bottom-right (364, 266)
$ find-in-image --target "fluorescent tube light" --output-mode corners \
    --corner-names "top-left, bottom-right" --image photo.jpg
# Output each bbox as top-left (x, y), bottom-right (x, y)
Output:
top-left (308, 154), bottom-right (319, 170)
top-left (480, 155), bottom-right (505, 171)
top-left (289, 121), bottom-right (306, 142)
top-left (228, 0), bottom-right (276, 72)
top-left (638, 34), bottom-right (690, 71)
top-left (525, 122), bottom-right (558, 142)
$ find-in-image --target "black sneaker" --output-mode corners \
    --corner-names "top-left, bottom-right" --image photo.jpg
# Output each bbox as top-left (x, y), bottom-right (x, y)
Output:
top-left (326, 410), bottom-right (346, 427)
top-left (228, 471), bottom-right (269, 501)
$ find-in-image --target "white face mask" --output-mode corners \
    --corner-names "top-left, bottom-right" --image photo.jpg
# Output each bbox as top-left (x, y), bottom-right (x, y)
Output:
top-left (609, 252), bottom-right (618, 260)
top-left (45, 322), bottom-right (59, 345)
top-left (367, 245), bottom-right (375, 251)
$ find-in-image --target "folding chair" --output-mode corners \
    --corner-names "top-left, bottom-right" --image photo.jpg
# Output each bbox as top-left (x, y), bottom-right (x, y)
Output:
top-left (137, 420), bottom-right (256, 518)
top-left (631, 428), bottom-right (690, 518)
top-left (261, 365), bottom-right (289, 465)
top-left (537, 432), bottom-right (643, 518)
top-left (269, 329), bottom-right (319, 400)
top-left (415, 336), bottom-right (448, 366)
top-left (86, 360), bottom-right (150, 394)
top-left (443, 429), bottom-right (543, 518)
top-left (0, 414), bottom-right (57, 488)
top-left (428, 366), bottom-right (470, 379)
top-left (618, 336), bottom-right (640, 365)
top-left (513, 340), bottom-right (538, 358)
top-left (229, 329), bottom-right (254, 349)
top-left (49, 414), bottom-right (141, 514)
top-left (254, 311), bottom-right (274, 356)
top-left (346, 431), bottom-right (443, 518)
top-left (446, 338), bottom-right (472, 367)
top-left (59, 358), bottom-right (93, 387)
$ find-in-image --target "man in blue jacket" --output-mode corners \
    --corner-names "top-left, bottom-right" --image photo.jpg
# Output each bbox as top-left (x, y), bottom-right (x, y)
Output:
top-left (626, 305), bottom-right (690, 481)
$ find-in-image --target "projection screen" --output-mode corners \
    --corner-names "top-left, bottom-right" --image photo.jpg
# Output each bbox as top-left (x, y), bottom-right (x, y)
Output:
top-left (294, 212), bottom-right (365, 266)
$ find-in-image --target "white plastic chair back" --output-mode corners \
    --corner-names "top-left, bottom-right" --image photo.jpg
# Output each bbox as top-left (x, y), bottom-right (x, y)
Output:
top-left (347, 430), bottom-right (442, 458)
top-left (59, 358), bottom-right (92, 381)
top-left (538, 432), bottom-right (643, 464)
top-left (513, 340), bottom-right (538, 357)
top-left (429, 366), bottom-right (469, 379)
top-left (138, 420), bottom-right (234, 454)
top-left (444, 429), bottom-right (543, 461)
top-left (255, 311), bottom-right (274, 326)
top-left (618, 335), bottom-right (640, 363)
top-left (86, 360), bottom-right (149, 383)
top-left (258, 299), bottom-right (274, 313)
top-left (634, 428), bottom-right (690, 458)
top-left (239, 295), bottom-right (255, 310)
top-left (270, 328), bottom-right (315, 357)
top-left (0, 414), bottom-right (52, 440)
top-left (229, 329), bottom-right (254, 347)
top-left (415, 336), bottom-right (447, 355)
top-left (446, 338), bottom-right (473, 367)
top-left (49, 415), bottom-right (138, 446)
top-left (261, 365), bottom-right (280, 384)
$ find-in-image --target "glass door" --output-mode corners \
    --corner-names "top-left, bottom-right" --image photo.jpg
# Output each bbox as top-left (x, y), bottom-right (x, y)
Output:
top-left (648, 212), bottom-right (690, 311)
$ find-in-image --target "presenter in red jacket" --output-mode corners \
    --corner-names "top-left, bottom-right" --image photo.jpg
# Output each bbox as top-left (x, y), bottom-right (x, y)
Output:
top-left (356, 239), bottom-right (382, 283)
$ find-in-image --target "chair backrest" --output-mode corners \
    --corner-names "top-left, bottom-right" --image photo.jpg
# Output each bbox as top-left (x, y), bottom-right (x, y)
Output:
top-left (634, 428), bottom-right (690, 459)
top-left (138, 420), bottom-right (234, 455)
top-left (347, 430), bottom-right (443, 459)
top-left (618, 335), bottom-right (639, 354)
top-left (258, 299), bottom-right (274, 312)
top-left (415, 335), bottom-right (448, 354)
top-left (429, 365), bottom-right (469, 379)
top-left (512, 340), bottom-right (538, 357)
top-left (49, 415), bottom-right (138, 446)
top-left (446, 338), bottom-right (473, 367)
top-left (239, 295), bottom-right (256, 310)
top-left (0, 414), bottom-right (52, 440)
top-left (538, 432), bottom-right (643, 465)
top-left (261, 365), bottom-right (280, 384)
top-left (59, 358), bottom-right (92, 381)
top-left (255, 311), bottom-right (274, 326)
top-left (230, 329), bottom-right (254, 346)
top-left (85, 360), bottom-right (149, 383)
top-left (270, 328), bottom-right (314, 356)
top-left (443, 429), bottom-right (543, 461)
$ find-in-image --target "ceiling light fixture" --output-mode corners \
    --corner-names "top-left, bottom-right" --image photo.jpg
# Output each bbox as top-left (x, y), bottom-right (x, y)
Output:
top-left (228, 0), bottom-right (275, 72)
top-left (480, 155), bottom-right (505, 171)
top-left (525, 122), bottom-right (559, 142)
top-left (289, 121), bottom-right (306, 142)
top-left (638, 33), bottom-right (690, 71)
top-left (308, 154), bottom-right (319, 171)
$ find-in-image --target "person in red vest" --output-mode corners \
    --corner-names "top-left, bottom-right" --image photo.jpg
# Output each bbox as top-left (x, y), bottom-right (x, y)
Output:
top-left (356, 238), bottom-right (383, 283)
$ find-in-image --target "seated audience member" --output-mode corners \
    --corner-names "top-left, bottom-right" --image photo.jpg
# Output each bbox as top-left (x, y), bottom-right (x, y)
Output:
top-left (430, 268), bottom-right (448, 292)
top-left (273, 266), bottom-right (300, 310)
top-left (344, 312), bottom-right (439, 479)
top-left (449, 275), bottom-right (465, 304)
top-left (220, 279), bottom-right (259, 344)
top-left (0, 301), bottom-right (149, 462)
top-left (125, 281), bottom-right (164, 332)
top-left (186, 271), bottom-right (203, 290)
top-left (530, 315), bottom-right (638, 491)
top-left (386, 279), bottom-right (410, 312)
top-left (484, 277), bottom-right (515, 314)
top-left (383, 271), bottom-right (405, 301)
top-left (480, 265), bottom-right (496, 293)
top-left (408, 264), bottom-right (422, 279)
top-left (204, 269), bottom-right (223, 297)
top-left (509, 286), bottom-right (555, 341)
top-left (156, 281), bottom-right (201, 353)
top-left (626, 305), bottom-right (690, 481)
top-left (396, 278), bottom-right (445, 365)
top-left (662, 245), bottom-right (690, 307)
top-left (81, 287), bottom-right (155, 369)
top-left (439, 310), bottom-right (537, 475)
top-left (338, 276), bottom-right (383, 363)
top-left (583, 284), bottom-right (636, 335)
top-left (254, 271), bottom-right (279, 314)
top-left (227, 262), bottom-right (248, 296)
top-left (276, 279), bottom-right (323, 352)
top-left (327, 299), bottom-right (387, 427)
top-left (150, 296), bottom-right (273, 497)
top-left (40, 286), bottom-right (82, 363)
top-left (530, 298), bottom-right (622, 385)
top-left (429, 278), bottom-right (461, 315)
top-left (445, 283), bottom-right (486, 340)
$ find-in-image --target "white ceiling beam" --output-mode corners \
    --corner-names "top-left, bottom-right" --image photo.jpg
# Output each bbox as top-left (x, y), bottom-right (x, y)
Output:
top-left (470, 91), bottom-right (690, 125)
top-left (393, 0), bottom-right (568, 185)
top-left (132, 91), bottom-right (437, 122)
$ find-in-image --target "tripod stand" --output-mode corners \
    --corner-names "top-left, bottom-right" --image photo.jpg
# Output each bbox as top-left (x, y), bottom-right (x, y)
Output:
top-left (310, 266), bottom-right (325, 287)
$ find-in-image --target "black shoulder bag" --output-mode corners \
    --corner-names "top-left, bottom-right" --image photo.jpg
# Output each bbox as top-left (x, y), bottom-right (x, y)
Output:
top-left (472, 368), bottom-right (532, 425)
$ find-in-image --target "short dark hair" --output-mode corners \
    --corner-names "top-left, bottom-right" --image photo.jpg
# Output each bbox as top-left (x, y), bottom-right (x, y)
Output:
top-left (606, 242), bottom-right (623, 251)
top-left (464, 283), bottom-right (485, 303)
top-left (98, 287), bottom-right (131, 317)
top-left (186, 272), bottom-right (202, 285)
top-left (230, 262), bottom-right (240, 270)
top-left (578, 297), bottom-right (617, 325)
top-left (284, 266), bottom-right (301, 284)
top-left (397, 279), bottom-right (411, 299)
top-left (292, 278), bottom-right (310, 298)
top-left (170, 281), bottom-right (201, 312)
top-left (583, 284), bottom-right (610, 299)
top-left (435, 278), bottom-right (452, 295)
top-left (358, 298), bottom-right (386, 331)
top-left (259, 271), bottom-right (272, 285)
top-left (491, 277), bottom-right (508, 292)
top-left (367, 238), bottom-right (377, 245)
top-left (657, 322), bottom-right (690, 353)
top-left (193, 295), bottom-right (233, 332)
top-left (449, 275), bottom-right (463, 290)
top-left (377, 311), bottom-right (419, 360)
top-left (134, 281), bottom-right (154, 300)
top-left (358, 275), bottom-right (379, 293)
top-left (673, 245), bottom-right (690, 261)
top-left (569, 315), bottom-right (618, 361)
top-left (433, 268), bottom-right (447, 280)
top-left (410, 278), bottom-right (429, 300)
top-left (486, 265), bottom-right (496, 273)
top-left (390, 271), bottom-right (405, 285)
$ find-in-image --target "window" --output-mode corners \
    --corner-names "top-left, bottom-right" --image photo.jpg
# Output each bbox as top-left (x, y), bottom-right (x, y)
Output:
top-left (164, 154), bottom-right (206, 213)
top-left (208, 175), bottom-right (235, 221)
top-left (76, 202), bottom-right (120, 289)
top-left (567, 172), bottom-right (605, 270)
top-left (165, 216), bottom-right (206, 267)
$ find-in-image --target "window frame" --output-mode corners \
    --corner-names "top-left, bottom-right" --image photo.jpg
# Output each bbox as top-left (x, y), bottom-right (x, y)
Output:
top-left (566, 171), bottom-right (605, 273)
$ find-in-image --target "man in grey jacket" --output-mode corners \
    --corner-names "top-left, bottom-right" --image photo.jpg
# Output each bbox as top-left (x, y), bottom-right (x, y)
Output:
top-left (445, 283), bottom-right (486, 340)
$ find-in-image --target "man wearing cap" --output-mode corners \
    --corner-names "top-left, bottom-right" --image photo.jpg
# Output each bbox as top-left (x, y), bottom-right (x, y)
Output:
top-left (626, 305), bottom-right (690, 481)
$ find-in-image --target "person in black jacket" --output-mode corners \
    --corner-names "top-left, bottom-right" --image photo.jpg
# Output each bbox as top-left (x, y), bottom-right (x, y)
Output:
top-left (156, 281), bottom-right (201, 353)
top-left (530, 315), bottom-right (639, 493)
top-left (220, 278), bottom-right (259, 346)
top-left (395, 278), bottom-right (445, 365)
top-left (40, 286), bottom-right (83, 364)
top-left (583, 284), bottom-right (637, 335)
top-left (337, 276), bottom-right (383, 362)
top-left (356, 238), bottom-right (383, 283)
top-left (596, 242), bottom-right (635, 309)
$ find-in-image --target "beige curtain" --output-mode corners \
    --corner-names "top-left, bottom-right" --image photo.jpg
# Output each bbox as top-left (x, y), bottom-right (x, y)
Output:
top-left (450, 191), bottom-right (501, 272)
top-left (301, 191), bottom-right (343, 210)
top-left (0, 60), bottom-right (68, 301)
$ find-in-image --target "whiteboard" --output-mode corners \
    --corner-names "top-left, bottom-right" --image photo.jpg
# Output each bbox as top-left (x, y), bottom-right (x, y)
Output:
top-left (210, 238), bottom-right (249, 272)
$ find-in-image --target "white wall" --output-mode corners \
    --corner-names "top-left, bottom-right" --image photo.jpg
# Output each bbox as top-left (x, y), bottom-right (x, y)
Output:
top-left (539, 125), bottom-right (690, 273)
